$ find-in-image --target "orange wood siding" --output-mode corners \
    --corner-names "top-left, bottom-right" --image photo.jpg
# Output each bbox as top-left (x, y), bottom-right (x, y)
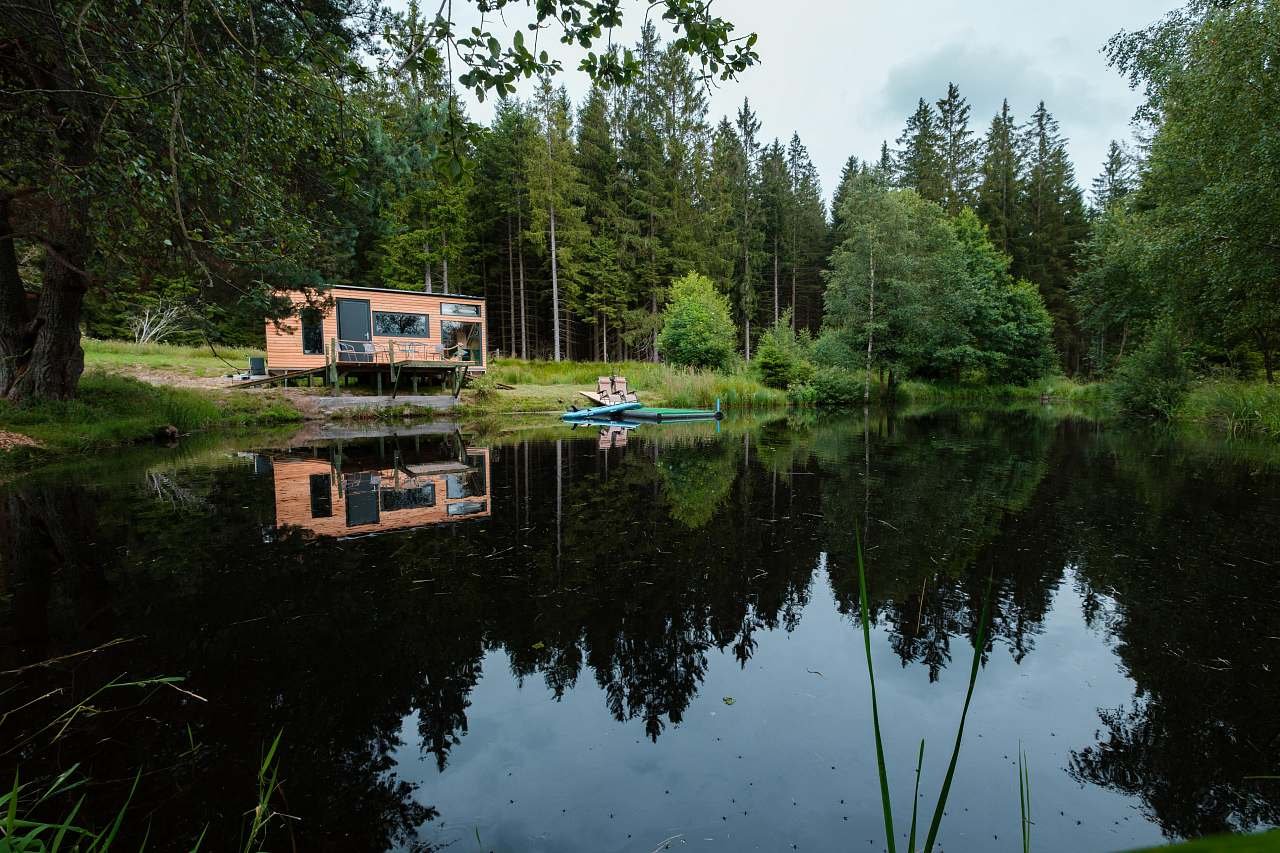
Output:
top-left (271, 450), bottom-right (491, 538)
top-left (265, 287), bottom-right (486, 372)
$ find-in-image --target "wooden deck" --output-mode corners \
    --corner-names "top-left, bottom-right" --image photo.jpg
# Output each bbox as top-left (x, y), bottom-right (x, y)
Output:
top-left (240, 338), bottom-right (477, 397)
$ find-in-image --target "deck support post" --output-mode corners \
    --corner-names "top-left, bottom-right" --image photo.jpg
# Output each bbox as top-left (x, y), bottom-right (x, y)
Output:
top-left (412, 376), bottom-right (419, 395)
top-left (376, 371), bottom-right (382, 396)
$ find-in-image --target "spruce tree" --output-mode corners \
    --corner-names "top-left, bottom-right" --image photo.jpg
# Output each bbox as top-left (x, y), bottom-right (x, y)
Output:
top-left (757, 139), bottom-right (791, 325)
top-left (893, 98), bottom-right (945, 203)
top-left (734, 98), bottom-right (763, 358)
top-left (786, 133), bottom-right (827, 331)
top-left (1090, 140), bottom-right (1135, 212)
top-left (935, 83), bottom-right (981, 215)
top-left (1017, 101), bottom-right (1088, 371)
top-left (526, 78), bottom-right (588, 361)
top-left (976, 100), bottom-right (1023, 258)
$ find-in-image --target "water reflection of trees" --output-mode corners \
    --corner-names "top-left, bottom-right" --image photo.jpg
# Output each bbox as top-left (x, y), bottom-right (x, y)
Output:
top-left (1062, 431), bottom-right (1280, 840)
top-left (3, 417), bottom-right (1279, 848)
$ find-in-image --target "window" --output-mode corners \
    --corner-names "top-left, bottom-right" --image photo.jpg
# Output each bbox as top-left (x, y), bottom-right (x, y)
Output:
top-left (309, 474), bottom-right (332, 518)
top-left (301, 308), bottom-right (324, 355)
top-left (373, 311), bottom-right (429, 337)
top-left (441, 302), bottom-right (480, 317)
top-left (381, 482), bottom-right (436, 511)
top-left (441, 320), bottom-right (480, 362)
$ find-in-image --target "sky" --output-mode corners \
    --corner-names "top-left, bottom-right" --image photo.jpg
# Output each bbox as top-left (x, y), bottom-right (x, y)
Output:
top-left (431, 0), bottom-right (1180, 205)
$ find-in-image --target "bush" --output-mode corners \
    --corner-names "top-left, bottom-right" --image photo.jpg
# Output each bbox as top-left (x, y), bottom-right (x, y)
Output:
top-left (1111, 320), bottom-right (1191, 420)
top-left (809, 367), bottom-right (865, 408)
top-left (656, 272), bottom-right (738, 371)
top-left (754, 310), bottom-right (814, 389)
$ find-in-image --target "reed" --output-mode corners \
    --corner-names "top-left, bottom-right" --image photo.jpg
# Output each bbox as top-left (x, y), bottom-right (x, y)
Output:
top-left (854, 527), bottom-right (993, 853)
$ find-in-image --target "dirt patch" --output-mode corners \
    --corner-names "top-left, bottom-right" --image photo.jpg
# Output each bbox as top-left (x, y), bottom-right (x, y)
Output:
top-left (94, 365), bottom-right (239, 390)
top-left (0, 430), bottom-right (42, 452)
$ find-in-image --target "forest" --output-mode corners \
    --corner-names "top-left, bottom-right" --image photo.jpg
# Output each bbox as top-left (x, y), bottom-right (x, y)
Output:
top-left (2, 0), bottom-right (1277, 410)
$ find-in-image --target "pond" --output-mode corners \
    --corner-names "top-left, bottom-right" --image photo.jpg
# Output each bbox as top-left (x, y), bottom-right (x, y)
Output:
top-left (2, 409), bottom-right (1278, 852)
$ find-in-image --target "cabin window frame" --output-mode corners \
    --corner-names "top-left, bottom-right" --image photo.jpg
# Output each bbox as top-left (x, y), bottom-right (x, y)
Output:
top-left (372, 310), bottom-right (431, 338)
top-left (300, 308), bottom-right (324, 355)
top-left (440, 302), bottom-right (481, 317)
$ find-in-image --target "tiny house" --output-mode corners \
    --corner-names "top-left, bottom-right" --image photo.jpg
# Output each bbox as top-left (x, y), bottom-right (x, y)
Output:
top-left (266, 285), bottom-right (486, 376)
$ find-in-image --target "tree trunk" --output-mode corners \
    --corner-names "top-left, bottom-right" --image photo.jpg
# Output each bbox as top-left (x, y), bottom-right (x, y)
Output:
top-left (773, 234), bottom-right (779, 325)
top-left (790, 265), bottom-right (797, 330)
top-left (518, 208), bottom-right (528, 359)
top-left (549, 204), bottom-right (561, 362)
top-left (863, 243), bottom-right (876, 404)
top-left (2, 196), bottom-right (89, 401)
top-left (441, 235), bottom-right (449, 294)
top-left (423, 236), bottom-right (433, 293)
top-left (507, 215), bottom-right (516, 356)
top-left (0, 194), bottom-right (32, 397)
top-left (1260, 332), bottom-right (1275, 384)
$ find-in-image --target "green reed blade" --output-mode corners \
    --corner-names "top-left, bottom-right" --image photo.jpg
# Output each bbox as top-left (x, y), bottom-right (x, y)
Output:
top-left (921, 575), bottom-right (993, 853)
top-left (855, 526), bottom-right (896, 853)
top-left (1019, 744), bottom-right (1031, 853)
top-left (908, 738), bottom-right (925, 853)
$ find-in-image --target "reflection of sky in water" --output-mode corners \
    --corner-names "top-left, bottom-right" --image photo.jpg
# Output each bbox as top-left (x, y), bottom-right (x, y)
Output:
top-left (396, 567), bottom-right (1157, 853)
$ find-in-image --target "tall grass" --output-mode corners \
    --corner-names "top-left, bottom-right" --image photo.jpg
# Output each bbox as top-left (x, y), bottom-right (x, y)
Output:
top-left (854, 528), bottom-right (993, 853)
top-left (0, 374), bottom-right (299, 459)
top-left (1178, 380), bottom-right (1280, 439)
top-left (487, 358), bottom-right (787, 409)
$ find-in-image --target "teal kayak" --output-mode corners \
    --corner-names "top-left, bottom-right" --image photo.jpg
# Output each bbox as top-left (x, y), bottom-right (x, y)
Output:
top-left (561, 401), bottom-right (643, 420)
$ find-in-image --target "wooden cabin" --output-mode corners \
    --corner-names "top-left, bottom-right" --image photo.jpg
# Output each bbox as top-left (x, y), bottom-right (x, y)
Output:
top-left (267, 443), bottom-right (491, 539)
top-left (265, 285), bottom-right (486, 384)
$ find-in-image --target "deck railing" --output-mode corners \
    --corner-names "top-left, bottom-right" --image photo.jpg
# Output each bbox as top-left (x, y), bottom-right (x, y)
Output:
top-left (335, 340), bottom-right (475, 364)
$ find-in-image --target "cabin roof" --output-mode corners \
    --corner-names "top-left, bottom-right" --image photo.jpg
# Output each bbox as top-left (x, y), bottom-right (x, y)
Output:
top-left (312, 284), bottom-right (485, 301)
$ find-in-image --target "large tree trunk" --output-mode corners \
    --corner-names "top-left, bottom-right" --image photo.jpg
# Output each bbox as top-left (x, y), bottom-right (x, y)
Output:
top-left (0, 194), bottom-right (33, 396)
top-left (518, 208), bottom-right (528, 360)
top-left (549, 204), bottom-right (561, 362)
top-left (1, 196), bottom-right (89, 401)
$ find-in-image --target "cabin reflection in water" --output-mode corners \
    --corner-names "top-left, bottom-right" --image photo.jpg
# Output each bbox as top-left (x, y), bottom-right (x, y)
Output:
top-left (263, 433), bottom-right (490, 538)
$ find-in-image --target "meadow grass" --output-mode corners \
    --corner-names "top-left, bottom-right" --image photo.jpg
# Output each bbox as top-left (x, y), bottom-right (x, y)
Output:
top-left (83, 337), bottom-right (263, 378)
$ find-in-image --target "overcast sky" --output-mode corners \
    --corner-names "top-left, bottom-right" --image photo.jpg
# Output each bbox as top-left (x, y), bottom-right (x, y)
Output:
top-left (440, 0), bottom-right (1179, 205)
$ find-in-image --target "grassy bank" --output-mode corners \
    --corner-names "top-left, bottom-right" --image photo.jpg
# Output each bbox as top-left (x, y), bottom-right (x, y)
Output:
top-left (0, 373), bottom-right (300, 472)
top-left (897, 375), bottom-right (1106, 406)
top-left (83, 337), bottom-right (264, 378)
top-left (469, 358), bottom-right (788, 413)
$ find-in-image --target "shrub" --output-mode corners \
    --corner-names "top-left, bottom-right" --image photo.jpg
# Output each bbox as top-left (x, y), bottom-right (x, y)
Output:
top-left (754, 310), bottom-right (814, 389)
top-left (656, 272), bottom-right (738, 370)
top-left (1111, 320), bottom-right (1191, 420)
top-left (810, 367), bottom-right (865, 408)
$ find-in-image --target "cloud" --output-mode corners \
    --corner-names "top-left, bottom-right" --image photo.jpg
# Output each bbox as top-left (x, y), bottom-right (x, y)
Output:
top-left (868, 41), bottom-right (1143, 181)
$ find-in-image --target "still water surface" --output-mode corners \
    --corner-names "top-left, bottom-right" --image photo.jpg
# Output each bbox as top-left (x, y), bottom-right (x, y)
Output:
top-left (3, 409), bottom-right (1278, 852)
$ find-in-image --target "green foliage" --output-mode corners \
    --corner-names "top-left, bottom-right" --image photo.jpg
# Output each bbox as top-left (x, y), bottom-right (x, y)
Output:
top-left (754, 310), bottom-right (813, 389)
top-left (1101, 1), bottom-right (1280, 382)
top-left (805, 368), bottom-right (864, 408)
top-left (1112, 320), bottom-right (1191, 420)
top-left (657, 273), bottom-right (738, 370)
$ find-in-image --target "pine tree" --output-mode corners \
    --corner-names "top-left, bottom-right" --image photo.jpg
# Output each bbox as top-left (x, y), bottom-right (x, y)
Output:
top-left (893, 98), bottom-right (945, 203)
top-left (786, 133), bottom-right (827, 331)
top-left (734, 98), bottom-right (763, 358)
top-left (1018, 101), bottom-right (1088, 371)
top-left (526, 78), bottom-right (588, 361)
top-left (758, 138), bottom-right (791, 325)
top-left (830, 154), bottom-right (865, 244)
top-left (976, 100), bottom-right (1022, 258)
top-left (935, 83), bottom-right (980, 215)
top-left (1090, 140), bottom-right (1135, 212)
